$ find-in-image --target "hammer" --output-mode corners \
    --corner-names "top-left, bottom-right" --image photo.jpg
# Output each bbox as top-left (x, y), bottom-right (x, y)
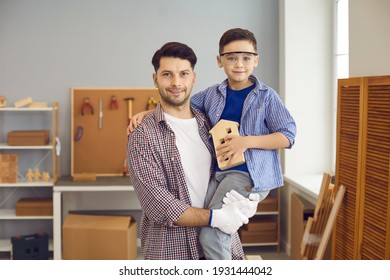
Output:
top-left (124, 97), bottom-right (134, 124)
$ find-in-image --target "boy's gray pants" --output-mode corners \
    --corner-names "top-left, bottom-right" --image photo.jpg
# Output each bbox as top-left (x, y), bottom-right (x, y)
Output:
top-left (199, 170), bottom-right (269, 260)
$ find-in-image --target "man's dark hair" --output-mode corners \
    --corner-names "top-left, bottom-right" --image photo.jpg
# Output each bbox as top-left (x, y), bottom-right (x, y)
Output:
top-left (151, 42), bottom-right (197, 72)
top-left (219, 28), bottom-right (258, 54)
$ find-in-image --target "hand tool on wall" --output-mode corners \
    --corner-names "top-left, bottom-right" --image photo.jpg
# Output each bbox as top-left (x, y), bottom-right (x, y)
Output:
top-left (110, 95), bottom-right (118, 110)
top-left (98, 98), bottom-right (103, 129)
top-left (124, 97), bottom-right (134, 124)
top-left (146, 96), bottom-right (157, 110)
top-left (81, 97), bottom-right (94, 115)
top-left (74, 126), bottom-right (84, 141)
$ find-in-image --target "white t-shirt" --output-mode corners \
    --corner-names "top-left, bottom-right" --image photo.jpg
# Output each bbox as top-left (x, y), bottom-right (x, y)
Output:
top-left (164, 113), bottom-right (211, 208)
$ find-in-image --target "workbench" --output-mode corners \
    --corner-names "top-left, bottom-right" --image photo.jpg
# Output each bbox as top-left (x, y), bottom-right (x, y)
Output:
top-left (52, 176), bottom-right (139, 260)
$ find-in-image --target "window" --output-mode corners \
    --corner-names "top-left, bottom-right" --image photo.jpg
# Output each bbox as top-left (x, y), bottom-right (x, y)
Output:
top-left (336, 0), bottom-right (349, 79)
top-left (332, 0), bottom-right (349, 172)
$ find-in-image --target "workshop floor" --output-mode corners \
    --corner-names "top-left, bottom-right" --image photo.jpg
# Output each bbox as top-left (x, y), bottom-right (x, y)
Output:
top-left (136, 246), bottom-right (290, 260)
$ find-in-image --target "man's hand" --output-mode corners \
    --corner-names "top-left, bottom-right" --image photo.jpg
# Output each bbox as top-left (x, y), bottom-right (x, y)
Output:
top-left (127, 110), bottom-right (152, 135)
top-left (222, 190), bottom-right (263, 218)
top-left (210, 200), bottom-right (250, 234)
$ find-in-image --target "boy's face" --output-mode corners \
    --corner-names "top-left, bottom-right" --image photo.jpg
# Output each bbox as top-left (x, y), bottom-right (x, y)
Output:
top-left (153, 57), bottom-right (196, 108)
top-left (217, 40), bottom-right (259, 90)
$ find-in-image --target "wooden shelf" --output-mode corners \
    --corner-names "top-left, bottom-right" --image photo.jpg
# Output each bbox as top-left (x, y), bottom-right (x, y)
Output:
top-left (242, 242), bottom-right (279, 247)
top-left (254, 211), bottom-right (278, 215)
top-left (0, 107), bottom-right (55, 112)
top-left (0, 209), bottom-right (53, 220)
top-left (0, 180), bottom-right (53, 187)
top-left (0, 143), bottom-right (54, 150)
top-left (0, 102), bottom-right (59, 258)
top-left (240, 188), bottom-right (280, 251)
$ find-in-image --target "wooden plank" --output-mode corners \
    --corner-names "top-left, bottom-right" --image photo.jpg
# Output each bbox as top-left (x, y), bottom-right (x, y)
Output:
top-left (315, 185), bottom-right (345, 260)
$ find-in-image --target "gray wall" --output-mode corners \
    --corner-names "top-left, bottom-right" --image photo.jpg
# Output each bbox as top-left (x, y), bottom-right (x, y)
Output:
top-left (349, 0), bottom-right (390, 77)
top-left (0, 0), bottom-right (279, 175)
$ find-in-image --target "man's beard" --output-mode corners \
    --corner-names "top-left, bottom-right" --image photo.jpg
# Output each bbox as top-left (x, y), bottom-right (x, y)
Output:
top-left (159, 88), bottom-right (191, 107)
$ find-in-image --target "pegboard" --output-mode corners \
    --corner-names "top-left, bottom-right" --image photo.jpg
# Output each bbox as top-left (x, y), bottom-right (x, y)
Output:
top-left (71, 88), bottom-right (159, 177)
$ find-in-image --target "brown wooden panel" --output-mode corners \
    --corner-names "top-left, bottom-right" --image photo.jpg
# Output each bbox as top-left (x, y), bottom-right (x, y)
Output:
top-left (71, 88), bottom-right (159, 177)
top-left (334, 78), bottom-right (363, 260)
top-left (359, 77), bottom-right (390, 259)
top-left (335, 75), bottom-right (390, 260)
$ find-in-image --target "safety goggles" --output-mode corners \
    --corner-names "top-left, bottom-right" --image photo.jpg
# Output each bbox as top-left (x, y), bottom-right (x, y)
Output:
top-left (219, 51), bottom-right (258, 65)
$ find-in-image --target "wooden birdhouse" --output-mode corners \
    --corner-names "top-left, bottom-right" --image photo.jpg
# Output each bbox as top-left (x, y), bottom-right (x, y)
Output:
top-left (209, 119), bottom-right (245, 170)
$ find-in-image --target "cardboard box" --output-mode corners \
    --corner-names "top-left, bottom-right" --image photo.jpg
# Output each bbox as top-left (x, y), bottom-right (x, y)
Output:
top-left (239, 228), bottom-right (277, 243)
top-left (7, 130), bottom-right (50, 146)
top-left (0, 154), bottom-right (18, 183)
top-left (62, 214), bottom-right (137, 260)
top-left (15, 197), bottom-right (53, 216)
top-left (256, 195), bottom-right (278, 212)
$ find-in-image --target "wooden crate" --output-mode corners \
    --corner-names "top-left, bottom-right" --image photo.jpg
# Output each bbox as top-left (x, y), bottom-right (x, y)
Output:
top-left (256, 195), bottom-right (278, 212)
top-left (244, 217), bottom-right (277, 232)
top-left (7, 130), bottom-right (50, 146)
top-left (0, 154), bottom-right (18, 183)
top-left (239, 228), bottom-right (277, 243)
top-left (15, 197), bottom-right (53, 216)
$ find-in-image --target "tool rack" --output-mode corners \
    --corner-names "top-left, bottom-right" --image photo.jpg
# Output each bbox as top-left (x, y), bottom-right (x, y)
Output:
top-left (71, 88), bottom-right (159, 179)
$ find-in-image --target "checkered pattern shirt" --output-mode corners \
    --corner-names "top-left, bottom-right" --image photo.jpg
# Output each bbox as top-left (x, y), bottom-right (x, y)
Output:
top-left (127, 104), bottom-right (245, 260)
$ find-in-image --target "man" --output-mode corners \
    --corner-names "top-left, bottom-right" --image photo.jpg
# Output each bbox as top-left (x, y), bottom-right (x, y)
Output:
top-left (127, 42), bottom-right (254, 260)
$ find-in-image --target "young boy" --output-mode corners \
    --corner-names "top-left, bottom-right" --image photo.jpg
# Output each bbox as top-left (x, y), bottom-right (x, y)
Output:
top-left (129, 28), bottom-right (296, 259)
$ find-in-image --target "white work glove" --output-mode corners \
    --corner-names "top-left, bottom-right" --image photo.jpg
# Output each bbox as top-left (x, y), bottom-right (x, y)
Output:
top-left (210, 200), bottom-right (250, 235)
top-left (223, 190), bottom-right (261, 219)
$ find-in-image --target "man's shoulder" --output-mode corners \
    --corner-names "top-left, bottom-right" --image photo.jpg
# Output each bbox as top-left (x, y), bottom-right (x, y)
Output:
top-left (131, 112), bottom-right (158, 135)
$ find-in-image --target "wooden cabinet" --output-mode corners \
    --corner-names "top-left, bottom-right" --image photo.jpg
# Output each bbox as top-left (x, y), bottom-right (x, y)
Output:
top-left (334, 75), bottom-right (390, 259)
top-left (0, 103), bottom-right (60, 259)
top-left (239, 188), bottom-right (280, 252)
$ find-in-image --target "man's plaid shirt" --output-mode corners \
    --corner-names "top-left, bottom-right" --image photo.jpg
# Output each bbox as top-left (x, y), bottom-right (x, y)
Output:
top-left (127, 104), bottom-right (245, 260)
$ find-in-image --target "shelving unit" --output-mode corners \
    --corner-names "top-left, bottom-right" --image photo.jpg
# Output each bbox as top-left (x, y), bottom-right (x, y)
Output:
top-left (0, 102), bottom-right (59, 259)
top-left (240, 187), bottom-right (280, 252)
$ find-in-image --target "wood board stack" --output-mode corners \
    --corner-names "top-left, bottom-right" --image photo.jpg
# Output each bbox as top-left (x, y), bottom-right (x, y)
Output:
top-left (0, 154), bottom-right (18, 183)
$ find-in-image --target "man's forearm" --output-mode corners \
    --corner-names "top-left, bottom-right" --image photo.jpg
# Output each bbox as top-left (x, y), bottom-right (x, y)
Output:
top-left (174, 207), bottom-right (210, 227)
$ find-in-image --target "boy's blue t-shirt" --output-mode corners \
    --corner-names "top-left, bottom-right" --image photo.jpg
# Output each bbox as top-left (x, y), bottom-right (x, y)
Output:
top-left (216, 84), bottom-right (255, 173)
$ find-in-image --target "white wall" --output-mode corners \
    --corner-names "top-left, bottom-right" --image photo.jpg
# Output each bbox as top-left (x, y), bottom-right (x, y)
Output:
top-left (349, 0), bottom-right (390, 77)
top-left (279, 0), bottom-right (334, 254)
top-left (0, 0), bottom-right (279, 175)
top-left (280, 0), bottom-right (334, 176)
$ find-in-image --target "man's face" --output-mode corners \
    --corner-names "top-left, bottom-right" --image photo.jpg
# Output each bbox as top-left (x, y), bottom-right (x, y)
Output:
top-left (153, 57), bottom-right (196, 108)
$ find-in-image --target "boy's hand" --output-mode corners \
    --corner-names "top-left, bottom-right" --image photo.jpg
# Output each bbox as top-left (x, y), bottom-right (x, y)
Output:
top-left (216, 135), bottom-right (247, 167)
top-left (127, 110), bottom-right (152, 135)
